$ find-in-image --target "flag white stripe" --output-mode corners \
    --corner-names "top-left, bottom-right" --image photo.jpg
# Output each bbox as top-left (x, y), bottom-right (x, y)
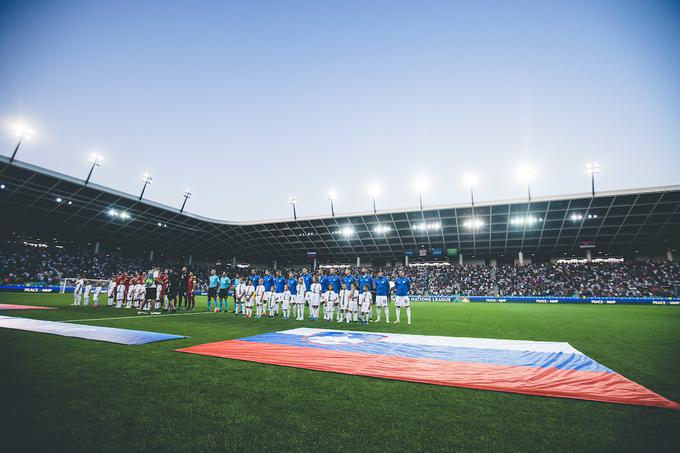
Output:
top-left (278, 328), bottom-right (581, 355)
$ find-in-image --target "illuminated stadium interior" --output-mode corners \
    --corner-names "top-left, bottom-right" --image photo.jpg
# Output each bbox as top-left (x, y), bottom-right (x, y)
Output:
top-left (2, 156), bottom-right (678, 264)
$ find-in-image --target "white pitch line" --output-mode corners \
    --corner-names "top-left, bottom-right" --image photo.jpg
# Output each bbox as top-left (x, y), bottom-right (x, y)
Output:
top-left (60, 311), bottom-right (214, 323)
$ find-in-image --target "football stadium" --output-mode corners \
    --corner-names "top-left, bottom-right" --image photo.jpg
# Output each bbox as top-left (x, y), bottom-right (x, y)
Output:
top-left (1, 2), bottom-right (680, 452)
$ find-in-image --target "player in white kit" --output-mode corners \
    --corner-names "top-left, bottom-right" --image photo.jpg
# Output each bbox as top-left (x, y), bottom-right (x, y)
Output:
top-left (347, 283), bottom-right (359, 323)
top-left (83, 281), bottom-right (93, 306)
top-left (135, 282), bottom-right (144, 309)
top-left (107, 278), bottom-right (116, 307)
top-left (322, 285), bottom-right (337, 321)
top-left (235, 280), bottom-right (246, 316)
top-left (255, 279), bottom-right (265, 318)
top-left (338, 282), bottom-right (349, 322)
top-left (309, 277), bottom-right (322, 321)
top-left (281, 285), bottom-right (292, 319)
top-left (92, 284), bottom-right (102, 307)
top-left (360, 286), bottom-right (373, 325)
top-left (244, 280), bottom-right (255, 318)
top-left (126, 283), bottom-right (135, 308)
top-left (295, 277), bottom-right (306, 321)
top-left (116, 283), bottom-right (126, 308)
top-left (72, 277), bottom-right (84, 306)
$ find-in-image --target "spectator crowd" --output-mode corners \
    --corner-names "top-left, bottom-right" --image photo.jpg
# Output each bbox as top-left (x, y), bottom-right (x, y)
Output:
top-left (1, 241), bottom-right (678, 298)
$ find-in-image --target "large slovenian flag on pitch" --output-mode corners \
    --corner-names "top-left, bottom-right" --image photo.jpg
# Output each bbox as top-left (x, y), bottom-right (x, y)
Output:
top-left (178, 328), bottom-right (679, 409)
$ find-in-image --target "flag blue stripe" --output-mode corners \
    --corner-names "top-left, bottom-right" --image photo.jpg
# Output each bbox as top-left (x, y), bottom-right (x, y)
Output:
top-left (240, 332), bottom-right (612, 372)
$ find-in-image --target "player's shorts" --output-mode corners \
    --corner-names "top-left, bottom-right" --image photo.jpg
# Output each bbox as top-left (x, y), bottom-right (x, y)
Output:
top-left (375, 295), bottom-right (388, 307)
top-left (274, 293), bottom-right (283, 302)
top-left (295, 293), bottom-right (305, 304)
top-left (146, 287), bottom-right (157, 300)
top-left (246, 298), bottom-right (254, 308)
top-left (281, 299), bottom-right (291, 310)
top-left (264, 291), bottom-right (272, 301)
top-left (208, 287), bottom-right (218, 298)
top-left (396, 296), bottom-right (410, 307)
top-left (255, 296), bottom-right (262, 305)
top-left (219, 288), bottom-right (229, 298)
top-left (310, 294), bottom-right (320, 307)
top-left (340, 299), bottom-right (349, 310)
top-left (269, 297), bottom-right (277, 310)
top-left (361, 302), bottom-right (371, 313)
top-left (348, 300), bottom-right (358, 311)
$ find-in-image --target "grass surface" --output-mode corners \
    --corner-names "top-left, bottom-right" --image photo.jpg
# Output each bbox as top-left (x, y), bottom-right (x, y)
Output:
top-left (1, 293), bottom-right (679, 452)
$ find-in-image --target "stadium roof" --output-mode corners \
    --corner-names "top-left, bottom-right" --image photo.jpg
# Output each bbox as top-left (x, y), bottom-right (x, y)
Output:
top-left (1, 156), bottom-right (679, 262)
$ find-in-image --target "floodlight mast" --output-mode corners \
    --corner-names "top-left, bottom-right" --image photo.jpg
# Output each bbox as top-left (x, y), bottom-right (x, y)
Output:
top-left (368, 184), bottom-right (380, 214)
top-left (328, 190), bottom-right (336, 217)
top-left (289, 195), bottom-right (297, 221)
top-left (139, 174), bottom-right (152, 200)
top-left (180, 189), bottom-right (192, 213)
top-left (517, 164), bottom-right (535, 203)
top-left (9, 126), bottom-right (34, 163)
top-left (413, 177), bottom-right (428, 210)
top-left (85, 154), bottom-right (103, 185)
top-left (585, 163), bottom-right (601, 196)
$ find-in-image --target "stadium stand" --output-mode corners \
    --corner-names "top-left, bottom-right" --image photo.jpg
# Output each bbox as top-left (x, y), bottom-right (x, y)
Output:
top-left (3, 241), bottom-right (678, 297)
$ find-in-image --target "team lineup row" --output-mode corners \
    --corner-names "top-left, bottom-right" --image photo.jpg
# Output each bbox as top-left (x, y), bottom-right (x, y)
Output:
top-left (70, 267), bottom-right (414, 324)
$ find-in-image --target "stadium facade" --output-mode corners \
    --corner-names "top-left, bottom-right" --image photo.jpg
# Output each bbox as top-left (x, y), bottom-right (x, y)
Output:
top-left (1, 156), bottom-right (679, 266)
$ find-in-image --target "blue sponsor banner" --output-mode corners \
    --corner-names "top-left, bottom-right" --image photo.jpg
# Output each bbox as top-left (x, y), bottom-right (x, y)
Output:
top-left (408, 295), bottom-right (680, 305)
top-left (432, 247), bottom-right (442, 256)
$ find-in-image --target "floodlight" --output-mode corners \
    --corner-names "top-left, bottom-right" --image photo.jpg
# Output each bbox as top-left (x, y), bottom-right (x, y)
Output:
top-left (585, 163), bottom-right (601, 175)
top-left (328, 190), bottom-right (337, 201)
top-left (516, 163), bottom-right (536, 182)
top-left (413, 177), bottom-right (429, 193)
top-left (341, 226), bottom-right (354, 237)
top-left (463, 174), bottom-right (478, 187)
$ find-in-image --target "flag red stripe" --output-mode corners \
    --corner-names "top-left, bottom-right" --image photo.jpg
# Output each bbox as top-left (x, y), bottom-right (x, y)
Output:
top-left (178, 340), bottom-right (680, 410)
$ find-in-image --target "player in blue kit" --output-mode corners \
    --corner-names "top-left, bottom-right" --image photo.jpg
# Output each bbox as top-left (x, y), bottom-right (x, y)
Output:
top-left (394, 269), bottom-right (412, 324)
top-left (374, 270), bottom-right (390, 322)
top-left (248, 269), bottom-right (260, 289)
top-left (207, 269), bottom-right (219, 311)
top-left (301, 267), bottom-right (313, 291)
top-left (287, 271), bottom-right (299, 318)
top-left (218, 271), bottom-right (231, 312)
top-left (262, 270), bottom-right (275, 317)
top-left (273, 270), bottom-right (286, 316)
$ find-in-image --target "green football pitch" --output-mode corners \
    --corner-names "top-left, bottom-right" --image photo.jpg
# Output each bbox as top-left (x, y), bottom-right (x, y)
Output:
top-left (1, 293), bottom-right (679, 452)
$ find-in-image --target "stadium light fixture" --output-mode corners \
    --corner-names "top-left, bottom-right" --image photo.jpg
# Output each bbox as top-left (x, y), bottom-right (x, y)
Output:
top-left (413, 177), bottom-right (429, 210)
top-left (139, 173), bottom-right (152, 200)
top-left (328, 190), bottom-right (336, 217)
top-left (585, 162), bottom-right (601, 196)
top-left (55, 197), bottom-right (63, 203)
top-left (9, 123), bottom-right (35, 163)
top-left (340, 226), bottom-right (354, 237)
top-left (289, 195), bottom-right (298, 221)
top-left (85, 154), bottom-right (103, 185)
top-left (373, 224), bottom-right (391, 234)
top-left (0, 184), bottom-right (5, 189)
top-left (180, 189), bottom-right (192, 213)
top-left (510, 216), bottom-right (540, 226)
top-left (463, 218), bottom-right (484, 229)
top-left (516, 163), bottom-right (536, 202)
top-left (368, 183), bottom-right (380, 214)
top-left (411, 222), bottom-right (441, 232)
